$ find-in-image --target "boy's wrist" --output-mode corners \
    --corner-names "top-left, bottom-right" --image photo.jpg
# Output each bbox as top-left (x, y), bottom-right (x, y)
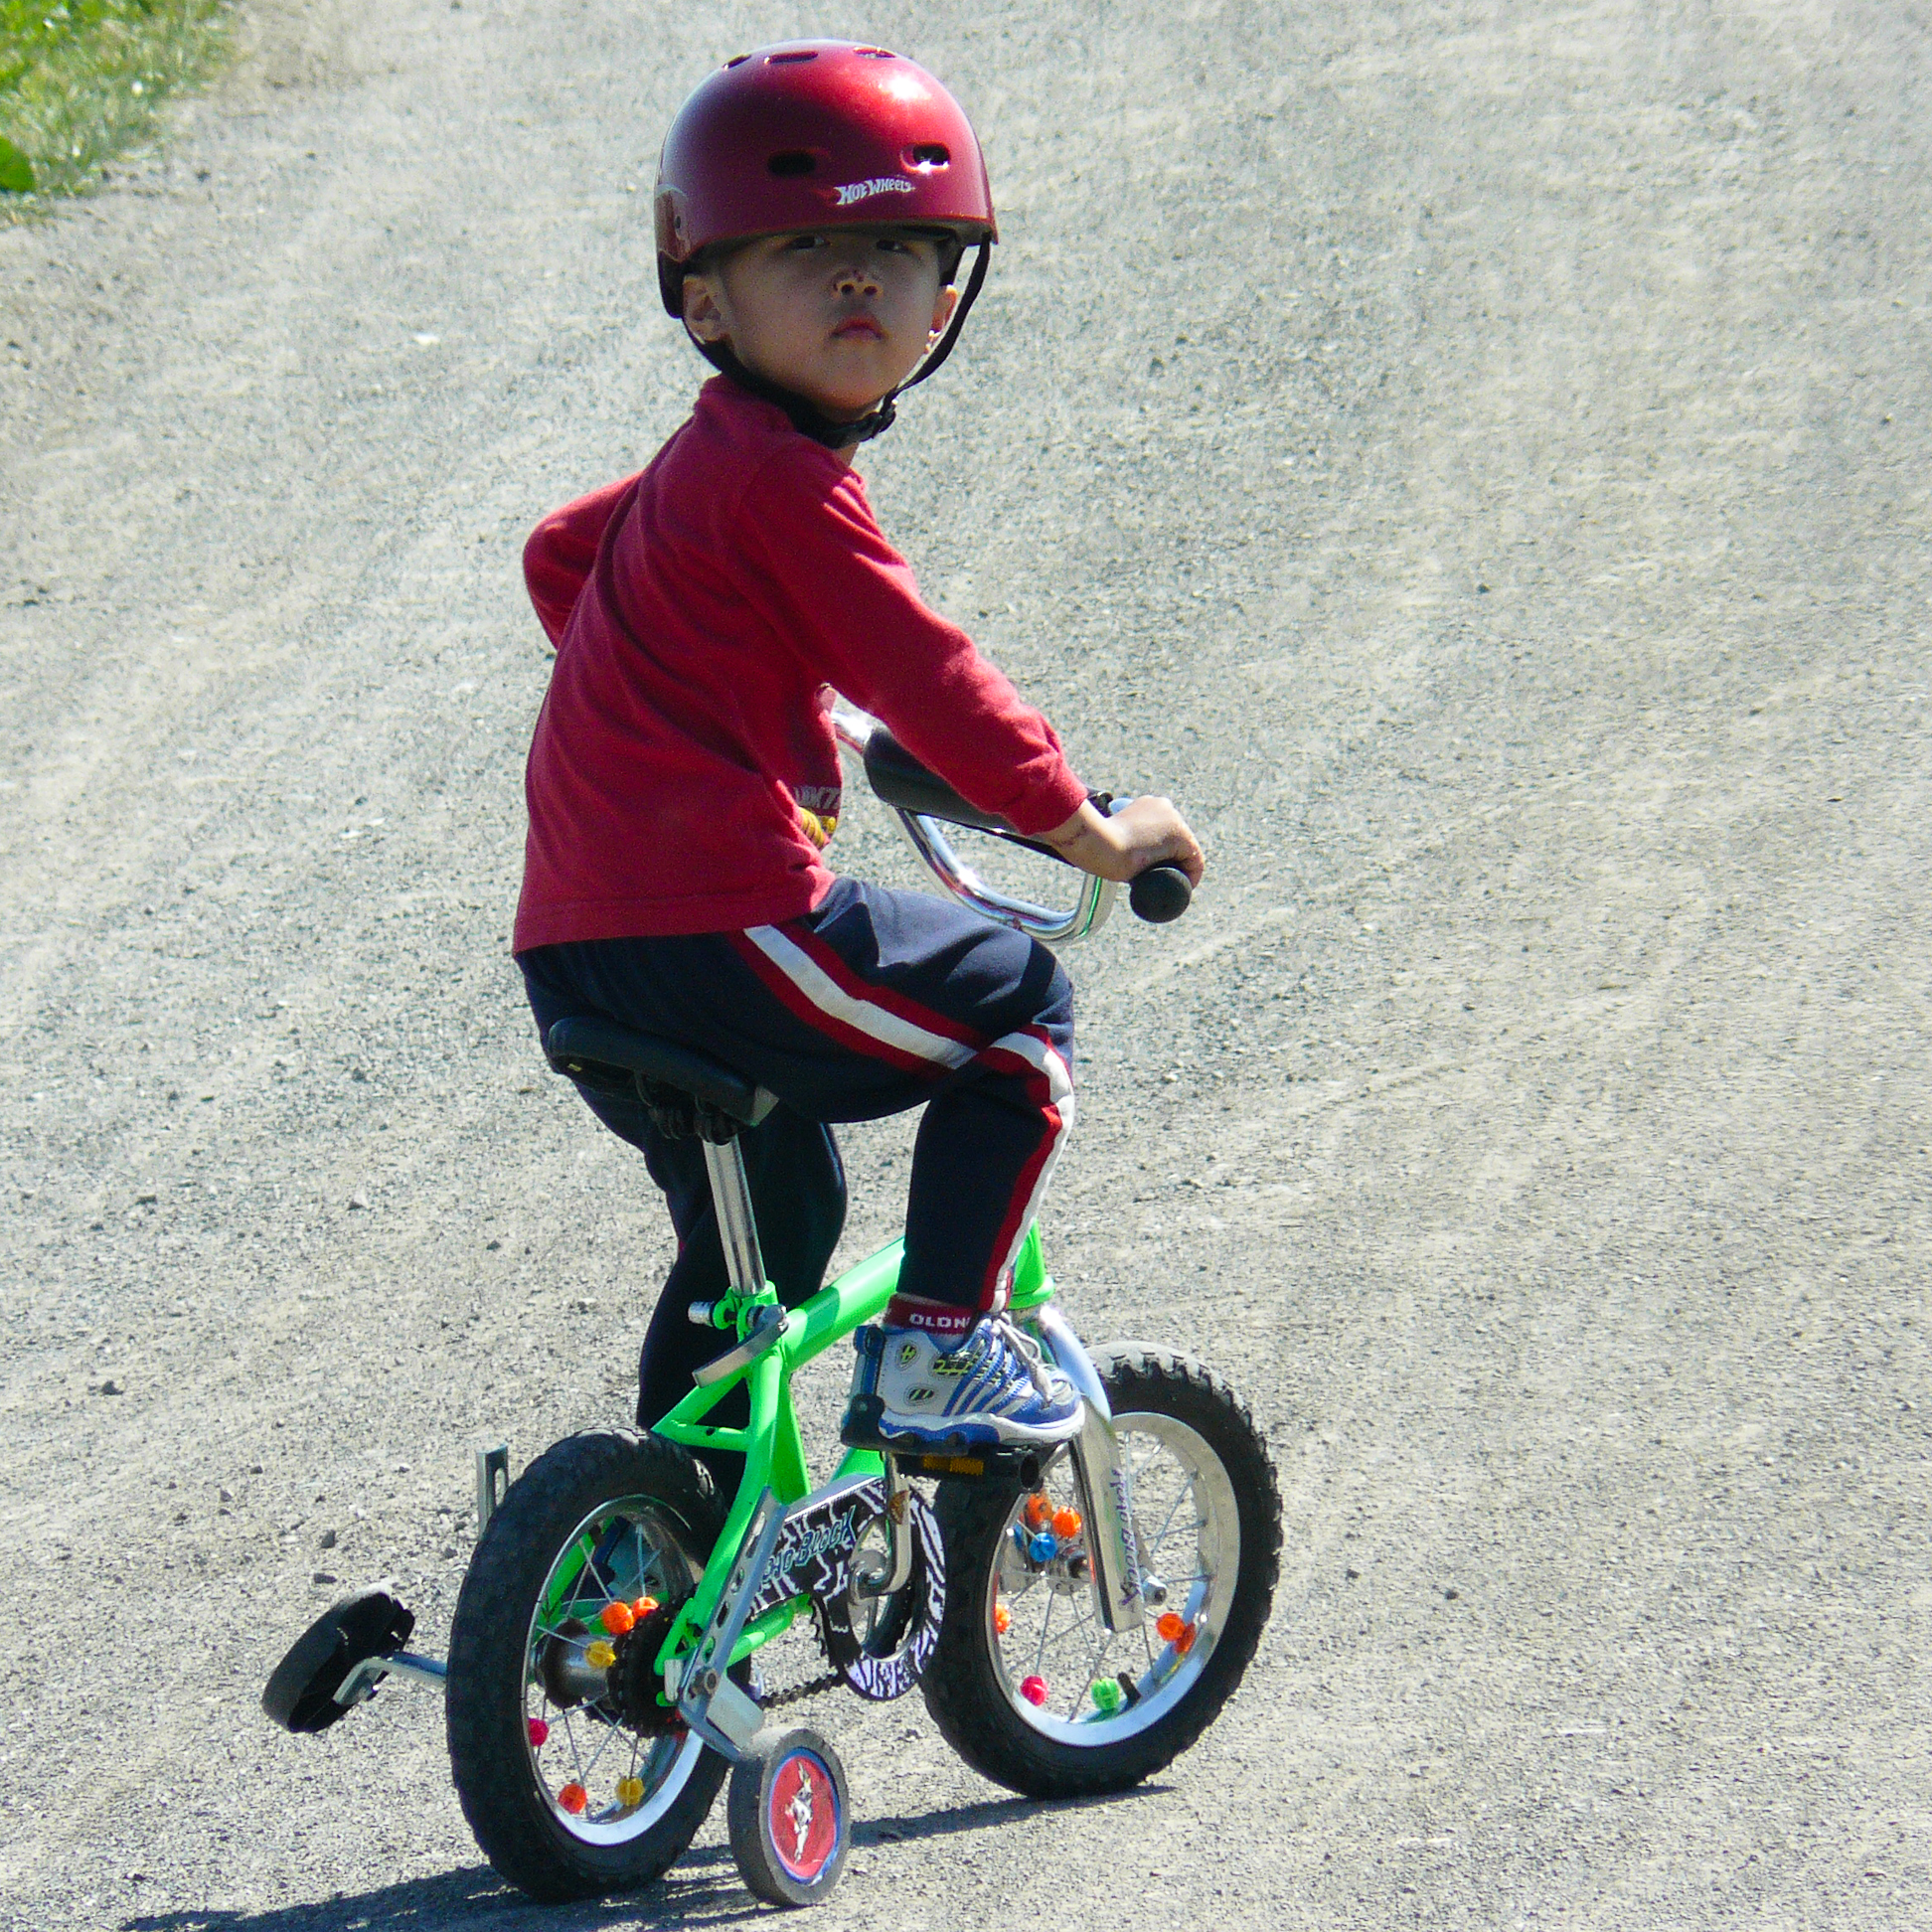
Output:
top-left (1041, 801), bottom-right (1127, 878)
top-left (1041, 800), bottom-right (1108, 852)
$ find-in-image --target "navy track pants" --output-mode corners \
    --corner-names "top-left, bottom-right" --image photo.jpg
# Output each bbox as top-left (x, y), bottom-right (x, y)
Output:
top-left (518, 877), bottom-right (1075, 1438)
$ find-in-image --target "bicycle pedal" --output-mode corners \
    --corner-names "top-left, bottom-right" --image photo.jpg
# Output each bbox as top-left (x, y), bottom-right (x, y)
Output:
top-left (915, 1446), bottom-right (1046, 1488)
top-left (836, 1395), bottom-right (894, 1458)
top-left (840, 1399), bottom-right (1044, 1487)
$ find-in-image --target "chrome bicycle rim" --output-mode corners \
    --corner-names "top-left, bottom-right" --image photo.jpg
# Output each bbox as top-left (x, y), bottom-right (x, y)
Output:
top-left (521, 1495), bottom-right (707, 1846)
top-left (983, 1414), bottom-right (1239, 1744)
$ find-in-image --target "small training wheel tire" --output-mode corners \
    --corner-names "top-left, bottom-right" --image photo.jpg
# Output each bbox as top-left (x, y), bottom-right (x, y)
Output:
top-left (261, 1584), bottom-right (413, 1734)
top-left (726, 1726), bottom-right (852, 1907)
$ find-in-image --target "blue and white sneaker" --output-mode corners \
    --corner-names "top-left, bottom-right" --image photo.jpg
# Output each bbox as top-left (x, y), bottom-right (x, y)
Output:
top-left (841, 1317), bottom-right (1083, 1451)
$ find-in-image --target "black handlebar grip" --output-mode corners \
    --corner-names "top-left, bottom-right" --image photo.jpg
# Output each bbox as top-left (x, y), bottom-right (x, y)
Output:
top-left (1129, 865), bottom-right (1193, 923)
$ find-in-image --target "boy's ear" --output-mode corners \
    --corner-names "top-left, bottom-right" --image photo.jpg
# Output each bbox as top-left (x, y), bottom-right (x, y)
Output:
top-left (928, 281), bottom-right (960, 339)
top-left (683, 272), bottom-right (727, 343)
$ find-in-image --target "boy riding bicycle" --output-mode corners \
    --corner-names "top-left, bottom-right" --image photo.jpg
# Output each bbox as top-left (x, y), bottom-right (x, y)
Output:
top-left (513, 41), bottom-right (1203, 1463)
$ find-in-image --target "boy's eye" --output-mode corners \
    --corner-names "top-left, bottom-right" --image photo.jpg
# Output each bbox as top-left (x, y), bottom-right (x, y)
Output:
top-left (783, 234), bottom-right (827, 251)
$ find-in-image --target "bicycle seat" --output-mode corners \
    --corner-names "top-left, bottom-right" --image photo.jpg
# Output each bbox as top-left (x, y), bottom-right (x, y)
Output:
top-left (545, 1018), bottom-right (778, 1132)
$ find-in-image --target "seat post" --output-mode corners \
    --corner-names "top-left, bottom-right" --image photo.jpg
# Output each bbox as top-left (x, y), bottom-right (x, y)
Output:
top-left (701, 1135), bottom-right (768, 1298)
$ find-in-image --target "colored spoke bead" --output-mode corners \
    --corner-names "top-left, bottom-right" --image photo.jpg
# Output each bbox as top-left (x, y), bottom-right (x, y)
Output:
top-left (1028, 1530), bottom-right (1058, 1562)
top-left (1019, 1675), bottom-right (1048, 1706)
top-left (527, 1716), bottom-right (550, 1748)
top-left (616, 1775), bottom-right (646, 1807)
top-left (599, 1600), bottom-right (636, 1636)
top-left (558, 1782), bottom-right (588, 1815)
top-left (1175, 1620), bottom-right (1197, 1655)
top-left (1022, 1493), bottom-right (1052, 1530)
top-left (633, 1594), bottom-right (659, 1619)
top-left (993, 1600), bottom-right (1011, 1636)
top-left (1156, 1610), bottom-right (1187, 1644)
top-left (1051, 1507), bottom-right (1083, 1539)
top-left (1089, 1678), bottom-right (1123, 1713)
top-left (585, 1639), bottom-right (617, 1670)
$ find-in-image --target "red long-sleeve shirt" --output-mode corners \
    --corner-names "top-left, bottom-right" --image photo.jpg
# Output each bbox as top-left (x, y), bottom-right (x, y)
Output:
top-left (513, 377), bottom-right (1087, 950)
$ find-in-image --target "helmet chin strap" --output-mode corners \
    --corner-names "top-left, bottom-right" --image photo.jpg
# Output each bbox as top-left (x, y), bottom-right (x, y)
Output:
top-left (689, 240), bottom-right (991, 451)
top-left (694, 337), bottom-right (897, 449)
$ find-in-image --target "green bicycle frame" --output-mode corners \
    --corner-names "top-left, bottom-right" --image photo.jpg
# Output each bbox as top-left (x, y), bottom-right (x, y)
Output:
top-left (646, 1224), bottom-right (1055, 1684)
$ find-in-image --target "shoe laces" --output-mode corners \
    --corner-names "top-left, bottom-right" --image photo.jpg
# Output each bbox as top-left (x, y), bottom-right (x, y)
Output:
top-left (990, 1315), bottom-right (1060, 1403)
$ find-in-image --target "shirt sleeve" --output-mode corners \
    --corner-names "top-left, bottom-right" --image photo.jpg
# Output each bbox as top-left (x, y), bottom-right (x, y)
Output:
top-left (523, 473), bottom-right (638, 649)
top-left (740, 453), bottom-right (1089, 838)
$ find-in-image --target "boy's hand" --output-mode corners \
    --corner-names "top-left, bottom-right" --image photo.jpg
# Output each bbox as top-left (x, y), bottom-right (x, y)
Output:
top-left (1040, 796), bottom-right (1205, 887)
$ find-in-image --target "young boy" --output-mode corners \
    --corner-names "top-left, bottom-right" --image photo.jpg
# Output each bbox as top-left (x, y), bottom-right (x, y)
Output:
top-left (513, 41), bottom-right (1203, 1462)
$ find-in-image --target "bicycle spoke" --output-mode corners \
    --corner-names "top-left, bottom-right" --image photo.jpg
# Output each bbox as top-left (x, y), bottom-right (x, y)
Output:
top-left (574, 1710), bottom-right (623, 1786)
top-left (1140, 1482), bottom-right (1192, 1560)
top-left (1071, 1614), bottom-right (1110, 1706)
top-left (561, 1708), bottom-right (589, 1785)
top-left (1031, 1584), bottom-right (1056, 1678)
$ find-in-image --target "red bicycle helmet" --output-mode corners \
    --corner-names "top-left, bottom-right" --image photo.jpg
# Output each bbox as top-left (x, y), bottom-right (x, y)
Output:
top-left (654, 40), bottom-right (998, 445)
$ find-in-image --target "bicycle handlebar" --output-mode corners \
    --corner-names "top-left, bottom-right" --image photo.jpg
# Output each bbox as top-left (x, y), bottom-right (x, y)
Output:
top-left (1126, 864), bottom-right (1194, 925)
top-left (832, 709), bottom-right (1193, 942)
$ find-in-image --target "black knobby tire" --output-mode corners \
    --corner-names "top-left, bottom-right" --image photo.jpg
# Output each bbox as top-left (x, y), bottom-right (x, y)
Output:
top-left (445, 1427), bottom-right (729, 1902)
top-left (922, 1347), bottom-right (1281, 1798)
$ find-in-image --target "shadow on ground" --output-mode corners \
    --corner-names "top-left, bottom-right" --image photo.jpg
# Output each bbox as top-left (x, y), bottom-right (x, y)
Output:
top-left (121, 1792), bottom-right (1160, 1930)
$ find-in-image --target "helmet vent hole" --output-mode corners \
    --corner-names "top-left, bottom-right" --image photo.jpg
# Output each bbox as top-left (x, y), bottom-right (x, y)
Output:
top-left (724, 54), bottom-right (749, 68)
top-left (906, 143), bottom-right (951, 171)
top-left (766, 50), bottom-right (818, 64)
top-left (766, 150), bottom-right (816, 178)
top-left (855, 47), bottom-right (896, 59)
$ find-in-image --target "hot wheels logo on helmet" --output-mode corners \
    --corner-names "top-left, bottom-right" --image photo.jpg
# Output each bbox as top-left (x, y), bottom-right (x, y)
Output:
top-left (832, 176), bottom-right (915, 208)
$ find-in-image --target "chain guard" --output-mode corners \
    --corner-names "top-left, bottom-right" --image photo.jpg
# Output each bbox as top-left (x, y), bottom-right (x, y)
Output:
top-left (746, 1474), bottom-right (944, 1703)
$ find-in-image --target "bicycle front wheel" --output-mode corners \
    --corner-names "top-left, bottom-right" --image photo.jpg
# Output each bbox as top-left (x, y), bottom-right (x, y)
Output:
top-left (922, 1348), bottom-right (1281, 1797)
top-left (445, 1427), bottom-right (730, 1901)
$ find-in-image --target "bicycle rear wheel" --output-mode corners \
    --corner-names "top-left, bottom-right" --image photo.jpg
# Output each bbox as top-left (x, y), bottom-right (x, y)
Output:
top-left (445, 1428), bottom-right (731, 1901)
top-left (922, 1348), bottom-right (1280, 1797)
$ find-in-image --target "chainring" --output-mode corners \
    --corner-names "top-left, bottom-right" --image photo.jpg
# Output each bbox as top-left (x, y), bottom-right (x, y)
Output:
top-left (740, 1474), bottom-right (945, 1701)
top-left (813, 1486), bottom-right (945, 1702)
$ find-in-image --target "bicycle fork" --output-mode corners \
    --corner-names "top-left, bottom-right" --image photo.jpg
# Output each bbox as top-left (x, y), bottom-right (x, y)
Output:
top-left (1028, 1305), bottom-right (1146, 1636)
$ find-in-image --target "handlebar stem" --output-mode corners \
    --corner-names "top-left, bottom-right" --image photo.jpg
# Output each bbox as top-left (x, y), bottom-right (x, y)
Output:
top-left (832, 706), bottom-right (1119, 947)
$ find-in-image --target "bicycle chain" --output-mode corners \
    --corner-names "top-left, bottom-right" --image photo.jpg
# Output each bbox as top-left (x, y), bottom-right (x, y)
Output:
top-left (759, 1669), bottom-right (845, 1710)
top-left (755, 1595), bottom-right (846, 1710)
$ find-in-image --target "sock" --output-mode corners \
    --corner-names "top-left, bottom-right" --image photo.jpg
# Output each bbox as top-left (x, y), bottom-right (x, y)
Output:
top-left (884, 1294), bottom-right (975, 1347)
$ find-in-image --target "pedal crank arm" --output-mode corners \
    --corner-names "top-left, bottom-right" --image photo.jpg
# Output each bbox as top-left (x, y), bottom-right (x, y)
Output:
top-left (863, 1457), bottom-right (918, 1599)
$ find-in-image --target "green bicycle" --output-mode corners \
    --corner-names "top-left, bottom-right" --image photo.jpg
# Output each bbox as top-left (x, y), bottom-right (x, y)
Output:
top-left (263, 720), bottom-right (1282, 1908)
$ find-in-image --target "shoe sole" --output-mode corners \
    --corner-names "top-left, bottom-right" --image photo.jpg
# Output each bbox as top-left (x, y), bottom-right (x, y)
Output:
top-left (871, 1410), bottom-right (1083, 1452)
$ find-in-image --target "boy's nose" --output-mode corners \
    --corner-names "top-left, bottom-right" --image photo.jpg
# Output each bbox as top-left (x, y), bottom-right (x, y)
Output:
top-left (832, 258), bottom-right (881, 296)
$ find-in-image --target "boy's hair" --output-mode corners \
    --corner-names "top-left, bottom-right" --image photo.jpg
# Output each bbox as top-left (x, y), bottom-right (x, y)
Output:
top-left (683, 226), bottom-right (968, 291)
top-left (653, 40), bottom-right (996, 447)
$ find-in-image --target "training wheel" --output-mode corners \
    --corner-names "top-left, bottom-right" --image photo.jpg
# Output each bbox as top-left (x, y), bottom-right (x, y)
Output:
top-left (726, 1725), bottom-right (851, 1907)
top-left (260, 1584), bottom-right (413, 1733)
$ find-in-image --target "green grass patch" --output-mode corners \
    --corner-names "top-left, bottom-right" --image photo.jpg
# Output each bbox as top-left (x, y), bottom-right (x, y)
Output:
top-left (1, 0), bottom-right (235, 207)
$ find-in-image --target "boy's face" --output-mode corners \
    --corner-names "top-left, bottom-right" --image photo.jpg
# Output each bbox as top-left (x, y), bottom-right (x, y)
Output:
top-left (683, 227), bottom-right (958, 429)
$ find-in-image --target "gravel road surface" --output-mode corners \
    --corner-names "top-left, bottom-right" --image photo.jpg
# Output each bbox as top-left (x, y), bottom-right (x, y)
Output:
top-left (3, 1), bottom-right (1927, 1926)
